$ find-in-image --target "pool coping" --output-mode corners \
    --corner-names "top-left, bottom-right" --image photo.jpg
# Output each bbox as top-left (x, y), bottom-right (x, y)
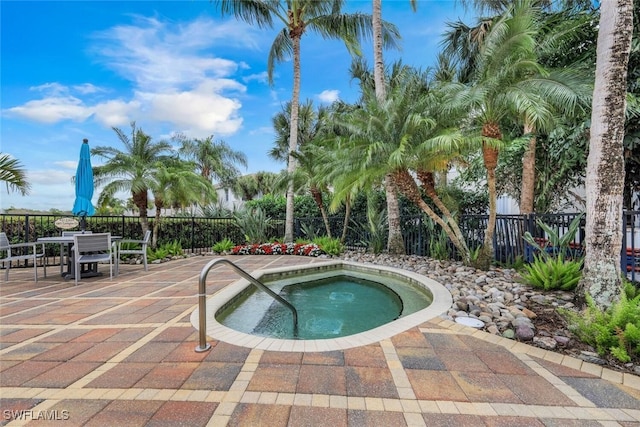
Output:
top-left (190, 260), bottom-right (453, 352)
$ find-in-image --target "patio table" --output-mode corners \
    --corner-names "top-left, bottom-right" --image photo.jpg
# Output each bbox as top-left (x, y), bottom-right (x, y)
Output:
top-left (37, 235), bottom-right (121, 279)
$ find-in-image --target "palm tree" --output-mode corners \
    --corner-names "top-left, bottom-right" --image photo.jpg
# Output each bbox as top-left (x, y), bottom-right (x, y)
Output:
top-left (371, 0), bottom-right (416, 255)
top-left (0, 153), bottom-right (30, 195)
top-left (178, 135), bottom-right (247, 186)
top-left (271, 100), bottom-right (333, 236)
top-left (321, 65), bottom-right (473, 263)
top-left (92, 122), bottom-right (173, 234)
top-left (442, 1), bottom-right (593, 214)
top-left (148, 160), bottom-right (217, 247)
top-left (576, 0), bottom-right (633, 309)
top-left (212, 0), bottom-right (399, 242)
top-left (442, 1), bottom-right (587, 268)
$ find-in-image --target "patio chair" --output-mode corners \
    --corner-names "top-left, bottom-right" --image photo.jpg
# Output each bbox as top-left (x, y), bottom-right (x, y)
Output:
top-left (60, 230), bottom-right (92, 274)
top-left (0, 232), bottom-right (47, 282)
top-left (73, 233), bottom-right (113, 286)
top-left (117, 229), bottom-right (151, 272)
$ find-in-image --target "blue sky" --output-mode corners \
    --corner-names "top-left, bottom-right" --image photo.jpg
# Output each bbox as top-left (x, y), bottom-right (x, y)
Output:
top-left (1, 0), bottom-right (471, 211)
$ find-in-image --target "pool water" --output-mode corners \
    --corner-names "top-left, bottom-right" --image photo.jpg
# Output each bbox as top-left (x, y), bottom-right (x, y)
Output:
top-left (216, 272), bottom-right (430, 340)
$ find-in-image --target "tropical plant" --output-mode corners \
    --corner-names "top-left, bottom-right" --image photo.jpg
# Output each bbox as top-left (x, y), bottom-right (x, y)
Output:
top-left (561, 290), bottom-right (640, 363)
top-left (148, 160), bottom-right (217, 248)
top-left (177, 135), bottom-right (247, 186)
top-left (234, 207), bottom-right (273, 244)
top-left (322, 63), bottom-right (473, 263)
top-left (271, 100), bottom-right (334, 237)
top-left (520, 253), bottom-right (583, 291)
top-left (0, 153), bottom-right (30, 195)
top-left (312, 236), bottom-right (344, 256)
top-left (523, 213), bottom-right (584, 260)
top-left (211, 0), bottom-right (399, 243)
top-left (212, 238), bottom-right (235, 253)
top-left (441, 0), bottom-right (588, 268)
top-left (92, 122), bottom-right (173, 235)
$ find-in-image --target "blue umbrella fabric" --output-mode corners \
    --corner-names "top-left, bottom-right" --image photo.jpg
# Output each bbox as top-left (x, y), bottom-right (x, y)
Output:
top-left (71, 139), bottom-right (95, 225)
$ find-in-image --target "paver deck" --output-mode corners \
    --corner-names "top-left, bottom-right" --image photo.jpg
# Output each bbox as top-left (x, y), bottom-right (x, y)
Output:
top-left (1, 255), bottom-right (639, 426)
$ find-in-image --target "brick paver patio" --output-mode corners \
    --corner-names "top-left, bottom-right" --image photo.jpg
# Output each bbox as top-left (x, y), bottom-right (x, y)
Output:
top-left (1, 255), bottom-right (639, 426)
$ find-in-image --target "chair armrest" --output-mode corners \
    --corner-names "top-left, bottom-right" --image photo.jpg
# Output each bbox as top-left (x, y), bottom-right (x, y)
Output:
top-left (7, 242), bottom-right (39, 249)
top-left (119, 239), bottom-right (145, 244)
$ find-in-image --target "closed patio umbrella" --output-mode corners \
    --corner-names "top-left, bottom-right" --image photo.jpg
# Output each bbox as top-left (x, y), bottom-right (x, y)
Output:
top-left (71, 138), bottom-right (95, 231)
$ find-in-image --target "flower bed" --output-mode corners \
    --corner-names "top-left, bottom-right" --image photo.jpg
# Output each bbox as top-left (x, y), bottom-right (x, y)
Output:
top-left (231, 242), bottom-right (323, 257)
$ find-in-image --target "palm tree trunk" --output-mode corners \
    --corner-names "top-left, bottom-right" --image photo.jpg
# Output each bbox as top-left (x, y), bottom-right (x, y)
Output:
top-left (393, 170), bottom-right (470, 264)
top-left (310, 186), bottom-right (331, 238)
top-left (153, 201), bottom-right (162, 249)
top-left (478, 123), bottom-right (502, 270)
top-left (520, 121), bottom-right (536, 214)
top-left (372, 0), bottom-right (385, 101)
top-left (385, 175), bottom-right (406, 254)
top-left (576, 0), bottom-right (632, 309)
top-left (372, 0), bottom-right (404, 255)
top-left (417, 170), bottom-right (468, 257)
top-left (134, 190), bottom-right (150, 236)
top-left (341, 194), bottom-right (351, 244)
top-left (284, 35), bottom-right (302, 243)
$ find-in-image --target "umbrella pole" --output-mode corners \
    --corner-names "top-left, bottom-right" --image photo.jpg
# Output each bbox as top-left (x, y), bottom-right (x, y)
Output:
top-left (80, 216), bottom-right (86, 233)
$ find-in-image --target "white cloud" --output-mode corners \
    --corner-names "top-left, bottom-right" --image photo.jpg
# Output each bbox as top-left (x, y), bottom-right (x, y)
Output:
top-left (317, 89), bottom-right (340, 103)
top-left (4, 15), bottom-right (256, 138)
top-left (92, 99), bottom-right (141, 128)
top-left (243, 72), bottom-right (269, 84)
top-left (91, 16), bottom-right (256, 91)
top-left (4, 96), bottom-right (93, 123)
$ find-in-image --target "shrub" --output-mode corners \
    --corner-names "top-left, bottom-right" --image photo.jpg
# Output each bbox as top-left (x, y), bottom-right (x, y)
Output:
top-left (212, 238), bottom-right (235, 253)
top-left (561, 288), bottom-right (640, 363)
top-left (147, 240), bottom-right (183, 261)
top-left (312, 236), bottom-right (344, 256)
top-left (234, 207), bottom-right (273, 244)
top-left (520, 254), bottom-right (582, 291)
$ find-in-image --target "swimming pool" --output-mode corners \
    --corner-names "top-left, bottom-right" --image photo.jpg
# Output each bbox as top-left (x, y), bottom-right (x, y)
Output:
top-left (190, 260), bottom-right (452, 351)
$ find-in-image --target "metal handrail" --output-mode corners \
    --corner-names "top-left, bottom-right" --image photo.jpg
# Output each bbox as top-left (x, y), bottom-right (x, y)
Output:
top-left (195, 258), bottom-right (298, 352)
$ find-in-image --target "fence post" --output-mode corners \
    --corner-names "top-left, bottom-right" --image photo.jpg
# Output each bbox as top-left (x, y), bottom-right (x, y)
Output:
top-left (621, 211), bottom-right (628, 279)
top-left (191, 216), bottom-right (196, 253)
top-left (24, 214), bottom-right (30, 242)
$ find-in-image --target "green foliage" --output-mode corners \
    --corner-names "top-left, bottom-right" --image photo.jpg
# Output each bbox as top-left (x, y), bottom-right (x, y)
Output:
top-left (523, 214), bottom-right (584, 260)
top-left (212, 238), bottom-right (235, 253)
top-left (520, 254), bottom-right (582, 291)
top-left (423, 217), bottom-right (451, 260)
top-left (147, 240), bottom-right (183, 261)
top-left (561, 291), bottom-right (640, 363)
top-left (300, 222), bottom-right (320, 240)
top-left (234, 207), bottom-right (274, 244)
top-left (245, 194), bottom-right (286, 218)
top-left (352, 204), bottom-right (387, 254)
top-left (312, 236), bottom-right (344, 256)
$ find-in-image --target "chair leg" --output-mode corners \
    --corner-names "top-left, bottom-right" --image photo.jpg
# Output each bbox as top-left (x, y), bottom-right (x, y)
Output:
top-left (33, 254), bottom-right (38, 283)
top-left (74, 260), bottom-right (79, 286)
top-left (143, 252), bottom-right (148, 271)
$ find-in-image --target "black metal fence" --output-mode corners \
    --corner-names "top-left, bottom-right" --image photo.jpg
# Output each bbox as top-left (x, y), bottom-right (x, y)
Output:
top-left (2, 211), bottom-right (639, 281)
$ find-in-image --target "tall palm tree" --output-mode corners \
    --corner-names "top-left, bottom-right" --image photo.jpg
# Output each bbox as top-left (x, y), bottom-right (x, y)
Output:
top-left (576, 0), bottom-right (633, 309)
top-left (371, 0), bottom-right (416, 255)
top-left (178, 135), bottom-right (247, 186)
top-left (92, 122), bottom-right (173, 234)
top-left (443, 1), bottom-right (587, 268)
top-left (148, 160), bottom-right (217, 247)
top-left (212, 0), bottom-right (399, 242)
top-left (0, 153), bottom-right (30, 196)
